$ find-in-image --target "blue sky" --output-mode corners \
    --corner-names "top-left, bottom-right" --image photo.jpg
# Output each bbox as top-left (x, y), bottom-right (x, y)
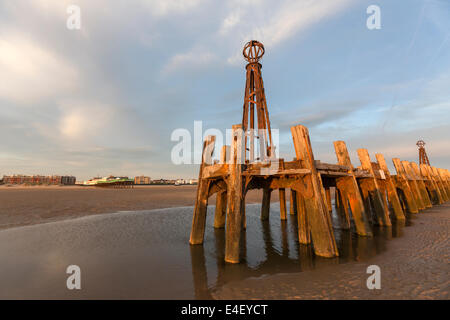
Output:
top-left (0, 0), bottom-right (449, 180)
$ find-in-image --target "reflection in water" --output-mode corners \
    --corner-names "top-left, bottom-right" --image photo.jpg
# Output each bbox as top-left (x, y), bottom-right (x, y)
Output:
top-left (190, 202), bottom-right (406, 299)
top-left (0, 202), bottom-right (407, 299)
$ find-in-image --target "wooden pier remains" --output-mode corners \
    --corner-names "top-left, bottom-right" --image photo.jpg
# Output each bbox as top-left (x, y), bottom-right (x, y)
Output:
top-left (189, 41), bottom-right (449, 263)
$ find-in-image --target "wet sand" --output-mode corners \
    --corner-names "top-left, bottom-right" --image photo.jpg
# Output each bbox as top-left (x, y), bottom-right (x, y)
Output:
top-left (213, 203), bottom-right (450, 300)
top-left (0, 186), bottom-right (448, 299)
top-left (0, 185), bottom-right (277, 230)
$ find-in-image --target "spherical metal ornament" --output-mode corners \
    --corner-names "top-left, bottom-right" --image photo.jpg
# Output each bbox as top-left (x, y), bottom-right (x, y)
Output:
top-left (243, 40), bottom-right (265, 63)
top-left (416, 140), bottom-right (425, 148)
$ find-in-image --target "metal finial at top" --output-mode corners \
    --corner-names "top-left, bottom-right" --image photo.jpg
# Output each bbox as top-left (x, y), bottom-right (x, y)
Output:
top-left (243, 40), bottom-right (265, 63)
top-left (416, 140), bottom-right (425, 148)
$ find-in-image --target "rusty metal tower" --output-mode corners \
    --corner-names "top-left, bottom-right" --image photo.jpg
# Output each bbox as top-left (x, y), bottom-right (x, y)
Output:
top-left (241, 40), bottom-right (274, 162)
top-left (417, 140), bottom-right (431, 166)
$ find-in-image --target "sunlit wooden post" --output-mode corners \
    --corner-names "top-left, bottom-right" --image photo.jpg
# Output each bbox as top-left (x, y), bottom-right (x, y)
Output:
top-left (334, 141), bottom-right (372, 235)
top-left (357, 148), bottom-right (391, 226)
top-left (375, 153), bottom-right (405, 221)
top-left (291, 125), bottom-right (338, 257)
top-left (190, 135), bottom-right (216, 244)
top-left (392, 158), bottom-right (419, 214)
top-left (225, 125), bottom-right (245, 263)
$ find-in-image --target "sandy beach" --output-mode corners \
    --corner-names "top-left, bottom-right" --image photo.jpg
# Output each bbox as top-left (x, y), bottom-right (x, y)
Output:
top-left (213, 204), bottom-right (450, 300)
top-left (0, 185), bottom-right (277, 230)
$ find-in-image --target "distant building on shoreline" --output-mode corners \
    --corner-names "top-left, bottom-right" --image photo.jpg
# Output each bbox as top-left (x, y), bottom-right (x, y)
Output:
top-left (2, 175), bottom-right (76, 185)
top-left (83, 176), bottom-right (133, 187)
top-left (175, 179), bottom-right (198, 185)
top-left (134, 176), bottom-right (151, 185)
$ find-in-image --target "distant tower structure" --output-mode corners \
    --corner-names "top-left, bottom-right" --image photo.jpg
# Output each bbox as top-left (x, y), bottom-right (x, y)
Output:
top-left (241, 40), bottom-right (274, 162)
top-left (417, 140), bottom-right (431, 166)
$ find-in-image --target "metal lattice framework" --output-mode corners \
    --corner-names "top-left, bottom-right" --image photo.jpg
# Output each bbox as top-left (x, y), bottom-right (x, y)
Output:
top-left (417, 140), bottom-right (431, 166)
top-left (241, 40), bottom-right (274, 162)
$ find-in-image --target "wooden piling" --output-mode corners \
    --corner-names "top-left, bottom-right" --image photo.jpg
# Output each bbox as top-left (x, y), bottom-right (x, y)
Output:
top-left (290, 189), bottom-right (297, 215)
top-left (213, 145), bottom-right (229, 228)
top-left (375, 153), bottom-right (405, 221)
top-left (357, 148), bottom-right (391, 226)
top-left (420, 164), bottom-right (443, 205)
top-left (436, 168), bottom-right (450, 199)
top-left (279, 188), bottom-right (287, 220)
top-left (261, 188), bottom-right (272, 220)
top-left (214, 190), bottom-right (227, 228)
top-left (409, 162), bottom-right (432, 208)
top-left (401, 161), bottom-right (425, 210)
top-left (431, 167), bottom-right (449, 201)
top-left (335, 187), bottom-right (351, 229)
top-left (190, 135), bottom-right (216, 245)
top-left (392, 158), bottom-right (419, 214)
top-left (334, 141), bottom-right (372, 236)
top-left (325, 188), bottom-right (332, 213)
top-left (291, 125), bottom-right (338, 258)
top-left (296, 192), bottom-right (311, 244)
top-left (225, 125), bottom-right (245, 263)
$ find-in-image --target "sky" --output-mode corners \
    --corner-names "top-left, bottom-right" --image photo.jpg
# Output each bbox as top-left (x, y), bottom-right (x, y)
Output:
top-left (0, 0), bottom-right (449, 181)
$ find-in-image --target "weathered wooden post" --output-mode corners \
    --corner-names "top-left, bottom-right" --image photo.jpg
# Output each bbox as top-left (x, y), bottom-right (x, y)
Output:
top-left (291, 125), bottom-right (338, 257)
top-left (296, 190), bottom-right (311, 244)
top-left (409, 162), bottom-right (432, 208)
top-left (392, 158), bottom-right (419, 214)
top-left (225, 125), bottom-right (245, 263)
top-left (405, 161), bottom-right (432, 208)
top-left (375, 153), bottom-right (405, 221)
top-left (190, 135), bottom-right (216, 244)
top-left (445, 169), bottom-right (450, 195)
top-left (290, 189), bottom-right (297, 215)
top-left (334, 141), bottom-right (372, 236)
top-left (213, 146), bottom-right (229, 228)
top-left (437, 168), bottom-right (450, 198)
top-left (334, 187), bottom-right (350, 229)
top-left (357, 148), bottom-right (391, 226)
top-left (431, 166), bottom-right (449, 201)
top-left (325, 188), bottom-right (332, 213)
top-left (401, 160), bottom-right (425, 210)
top-left (420, 164), bottom-right (443, 205)
top-left (279, 188), bottom-right (287, 220)
top-left (261, 188), bottom-right (272, 220)
top-left (278, 159), bottom-right (287, 220)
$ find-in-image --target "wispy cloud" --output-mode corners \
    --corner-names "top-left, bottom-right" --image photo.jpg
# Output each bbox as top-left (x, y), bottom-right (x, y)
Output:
top-left (222, 0), bottom-right (356, 64)
top-left (162, 48), bottom-right (217, 75)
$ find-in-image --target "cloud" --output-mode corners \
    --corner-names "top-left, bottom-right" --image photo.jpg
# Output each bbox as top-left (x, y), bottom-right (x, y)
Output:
top-left (223, 0), bottom-right (356, 64)
top-left (0, 32), bottom-right (78, 104)
top-left (273, 99), bottom-right (367, 131)
top-left (140, 0), bottom-right (205, 17)
top-left (58, 103), bottom-right (112, 140)
top-left (162, 49), bottom-right (217, 75)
